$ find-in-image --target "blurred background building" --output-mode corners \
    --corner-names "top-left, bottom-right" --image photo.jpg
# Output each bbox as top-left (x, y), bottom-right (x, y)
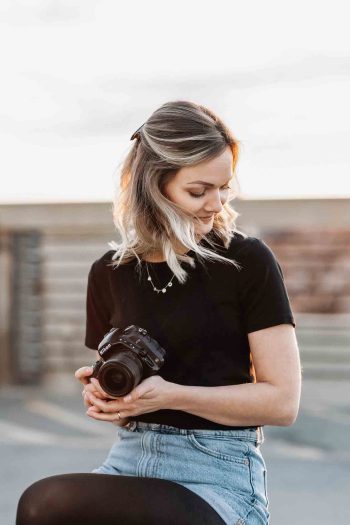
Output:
top-left (1, 198), bottom-right (349, 388)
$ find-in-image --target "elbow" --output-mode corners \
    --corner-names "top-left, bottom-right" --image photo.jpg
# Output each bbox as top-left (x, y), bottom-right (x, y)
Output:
top-left (282, 414), bottom-right (297, 427)
top-left (281, 405), bottom-right (300, 427)
top-left (265, 384), bottom-right (300, 426)
top-left (275, 385), bottom-right (301, 426)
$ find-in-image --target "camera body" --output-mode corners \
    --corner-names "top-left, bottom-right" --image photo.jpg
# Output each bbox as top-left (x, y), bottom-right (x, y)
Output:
top-left (89, 324), bottom-right (166, 397)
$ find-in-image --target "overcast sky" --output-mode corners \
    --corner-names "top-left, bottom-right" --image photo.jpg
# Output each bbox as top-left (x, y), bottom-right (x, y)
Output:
top-left (1, 0), bottom-right (349, 203)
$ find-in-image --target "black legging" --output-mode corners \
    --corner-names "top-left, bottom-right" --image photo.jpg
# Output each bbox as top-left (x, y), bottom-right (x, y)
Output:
top-left (16, 473), bottom-right (226, 525)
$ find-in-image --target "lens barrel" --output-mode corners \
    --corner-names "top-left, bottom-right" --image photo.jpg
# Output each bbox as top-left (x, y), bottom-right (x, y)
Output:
top-left (97, 351), bottom-right (143, 397)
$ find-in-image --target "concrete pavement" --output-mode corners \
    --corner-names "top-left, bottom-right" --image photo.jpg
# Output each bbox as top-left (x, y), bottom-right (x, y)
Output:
top-left (1, 379), bottom-right (349, 524)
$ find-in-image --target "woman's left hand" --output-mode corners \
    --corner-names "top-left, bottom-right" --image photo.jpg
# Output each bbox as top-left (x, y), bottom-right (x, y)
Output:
top-left (85, 375), bottom-right (178, 422)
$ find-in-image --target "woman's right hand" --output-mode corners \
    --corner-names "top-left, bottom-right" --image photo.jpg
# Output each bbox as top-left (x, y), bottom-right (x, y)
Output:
top-left (74, 366), bottom-right (131, 427)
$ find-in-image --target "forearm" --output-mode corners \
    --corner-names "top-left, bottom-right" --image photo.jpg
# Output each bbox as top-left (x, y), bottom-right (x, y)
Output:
top-left (170, 381), bottom-right (293, 427)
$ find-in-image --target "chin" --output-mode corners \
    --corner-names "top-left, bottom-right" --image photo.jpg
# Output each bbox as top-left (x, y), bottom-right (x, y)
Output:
top-left (195, 226), bottom-right (213, 236)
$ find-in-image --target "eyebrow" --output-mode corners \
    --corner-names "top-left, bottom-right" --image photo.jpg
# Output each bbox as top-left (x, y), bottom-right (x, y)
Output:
top-left (186, 180), bottom-right (230, 187)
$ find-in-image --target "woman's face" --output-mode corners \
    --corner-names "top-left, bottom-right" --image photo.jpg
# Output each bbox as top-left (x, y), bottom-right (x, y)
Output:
top-left (163, 145), bottom-right (234, 238)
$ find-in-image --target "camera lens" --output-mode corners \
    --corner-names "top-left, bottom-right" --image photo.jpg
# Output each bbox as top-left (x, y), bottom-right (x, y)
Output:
top-left (98, 350), bottom-right (143, 397)
top-left (104, 369), bottom-right (127, 390)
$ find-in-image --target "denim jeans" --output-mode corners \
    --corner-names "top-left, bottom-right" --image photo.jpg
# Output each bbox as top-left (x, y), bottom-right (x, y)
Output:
top-left (92, 421), bottom-right (270, 525)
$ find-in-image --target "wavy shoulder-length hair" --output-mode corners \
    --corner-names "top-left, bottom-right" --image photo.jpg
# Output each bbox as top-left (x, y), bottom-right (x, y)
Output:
top-left (107, 99), bottom-right (246, 284)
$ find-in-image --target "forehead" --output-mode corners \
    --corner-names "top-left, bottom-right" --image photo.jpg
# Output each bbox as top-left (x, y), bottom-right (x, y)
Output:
top-left (176, 146), bottom-right (233, 182)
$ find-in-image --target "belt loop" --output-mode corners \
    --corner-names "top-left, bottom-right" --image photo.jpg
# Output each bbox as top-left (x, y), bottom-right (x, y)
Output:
top-left (125, 420), bottom-right (137, 432)
top-left (256, 426), bottom-right (264, 445)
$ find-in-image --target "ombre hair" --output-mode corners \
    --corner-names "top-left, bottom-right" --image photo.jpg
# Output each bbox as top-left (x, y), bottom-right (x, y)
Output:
top-left (107, 100), bottom-right (246, 284)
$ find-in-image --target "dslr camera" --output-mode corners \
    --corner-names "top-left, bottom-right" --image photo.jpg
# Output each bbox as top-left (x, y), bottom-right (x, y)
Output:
top-left (89, 325), bottom-right (166, 397)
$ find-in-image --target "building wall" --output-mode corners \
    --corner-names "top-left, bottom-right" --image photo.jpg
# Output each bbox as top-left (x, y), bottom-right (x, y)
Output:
top-left (0, 198), bottom-right (349, 385)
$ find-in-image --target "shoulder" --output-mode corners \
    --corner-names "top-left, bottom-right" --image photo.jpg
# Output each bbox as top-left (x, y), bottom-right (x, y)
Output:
top-left (222, 232), bottom-right (284, 284)
top-left (89, 250), bottom-right (117, 276)
top-left (225, 230), bottom-right (277, 264)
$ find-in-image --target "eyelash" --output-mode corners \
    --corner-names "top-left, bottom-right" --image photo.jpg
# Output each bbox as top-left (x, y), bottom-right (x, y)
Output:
top-left (189, 186), bottom-right (231, 198)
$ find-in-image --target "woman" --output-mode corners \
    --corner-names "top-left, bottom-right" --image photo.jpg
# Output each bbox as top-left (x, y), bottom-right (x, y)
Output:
top-left (16, 100), bottom-right (301, 525)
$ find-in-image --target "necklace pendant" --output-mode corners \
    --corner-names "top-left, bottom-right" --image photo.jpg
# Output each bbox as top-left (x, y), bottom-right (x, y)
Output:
top-left (145, 263), bottom-right (175, 294)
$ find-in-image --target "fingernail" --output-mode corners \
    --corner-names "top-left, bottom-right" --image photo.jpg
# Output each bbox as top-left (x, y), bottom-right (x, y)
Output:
top-left (124, 395), bottom-right (132, 402)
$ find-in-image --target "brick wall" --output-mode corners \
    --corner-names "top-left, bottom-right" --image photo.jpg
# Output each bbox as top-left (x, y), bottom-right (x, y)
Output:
top-left (263, 228), bottom-right (350, 314)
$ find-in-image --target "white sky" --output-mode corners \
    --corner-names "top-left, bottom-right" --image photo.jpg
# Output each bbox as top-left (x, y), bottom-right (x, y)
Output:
top-left (1, 0), bottom-right (350, 203)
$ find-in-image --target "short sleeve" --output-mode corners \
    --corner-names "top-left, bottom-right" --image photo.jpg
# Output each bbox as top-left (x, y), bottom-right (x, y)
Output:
top-left (237, 238), bottom-right (296, 334)
top-left (84, 261), bottom-right (113, 350)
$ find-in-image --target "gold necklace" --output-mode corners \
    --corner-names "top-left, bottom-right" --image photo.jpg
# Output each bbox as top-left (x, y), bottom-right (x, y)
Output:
top-left (145, 262), bottom-right (176, 294)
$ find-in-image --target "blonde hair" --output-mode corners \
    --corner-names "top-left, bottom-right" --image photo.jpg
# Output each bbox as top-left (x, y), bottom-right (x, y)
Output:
top-left (107, 100), bottom-right (246, 284)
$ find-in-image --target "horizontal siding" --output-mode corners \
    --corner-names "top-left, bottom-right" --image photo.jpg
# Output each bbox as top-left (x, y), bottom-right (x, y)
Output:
top-left (41, 234), bottom-right (113, 374)
top-left (3, 220), bottom-right (350, 383)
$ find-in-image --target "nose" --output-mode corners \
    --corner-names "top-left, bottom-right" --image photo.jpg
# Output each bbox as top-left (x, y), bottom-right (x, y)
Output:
top-left (203, 190), bottom-right (225, 215)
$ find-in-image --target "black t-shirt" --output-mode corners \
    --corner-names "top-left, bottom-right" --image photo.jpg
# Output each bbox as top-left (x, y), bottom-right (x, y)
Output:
top-left (84, 230), bottom-right (296, 430)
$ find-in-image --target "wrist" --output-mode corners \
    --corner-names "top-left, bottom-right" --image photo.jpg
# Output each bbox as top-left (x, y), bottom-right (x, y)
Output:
top-left (166, 382), bottom-right (190, 411)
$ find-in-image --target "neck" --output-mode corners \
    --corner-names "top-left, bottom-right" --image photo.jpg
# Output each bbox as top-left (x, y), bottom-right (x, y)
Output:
top-left (142, 233), bottom-right (207, 263)
top-left (143, 238), bottom-right (203, 263)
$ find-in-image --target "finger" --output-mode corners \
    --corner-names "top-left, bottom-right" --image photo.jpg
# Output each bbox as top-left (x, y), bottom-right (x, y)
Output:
top-left (91, 391), bottom-right (107, 400)
top-left (83, 391), bottom-right (102, 408)
top-left (112, 418), bottom-right (131, 427)
top-left (82, 390), bottom-right (93, 408)
top-left (87, 404), bottom-right (101, 413)
top-left (75, 366), bottom-right (93, 380)
top-left (88, 378), bottom-right (109, 397)
top-left (84, 383), bottom-right (97, 394)
top-left (84, 384), bottom-right (108, 399)
top-left (86, 393), bottom-right (123, 413)
top-left (89, 378), bottom-right (120, 400)
top-left (86, 409), bottom-right (128, 421)
top-left (83, 394), bottom-right (99, 409)
top-left (82, 388), bottom-right (105, 408)
top-left (75, 366), bottom-right (93, 385)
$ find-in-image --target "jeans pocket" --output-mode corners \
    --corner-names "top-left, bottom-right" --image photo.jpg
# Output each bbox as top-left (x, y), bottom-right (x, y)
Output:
top-left (188, 433), bottom-right (250, 465)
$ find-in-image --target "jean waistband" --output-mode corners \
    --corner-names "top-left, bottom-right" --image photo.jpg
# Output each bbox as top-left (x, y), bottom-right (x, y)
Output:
top-left (124, 421), bottom-right (264, 445)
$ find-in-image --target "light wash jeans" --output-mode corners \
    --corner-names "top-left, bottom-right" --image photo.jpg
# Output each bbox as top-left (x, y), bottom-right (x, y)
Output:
top-left (92, 421), bottom-right (270, 525)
